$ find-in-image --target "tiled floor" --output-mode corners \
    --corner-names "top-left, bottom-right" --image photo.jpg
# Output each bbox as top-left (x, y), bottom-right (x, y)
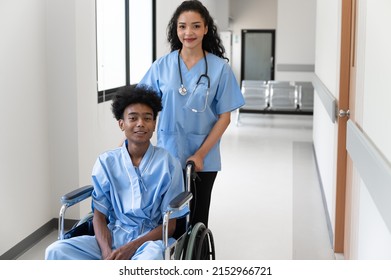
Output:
top-left (17, 112), bottom-right (335, 260)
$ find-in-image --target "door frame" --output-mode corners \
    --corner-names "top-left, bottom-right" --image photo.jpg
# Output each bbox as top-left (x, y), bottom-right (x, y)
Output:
top-left (240, 29), bottom-right (275, 82)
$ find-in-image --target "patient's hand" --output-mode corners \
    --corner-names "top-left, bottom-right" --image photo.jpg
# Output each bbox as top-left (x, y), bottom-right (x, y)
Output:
top-left (104, 240), bottom-right (139, 260)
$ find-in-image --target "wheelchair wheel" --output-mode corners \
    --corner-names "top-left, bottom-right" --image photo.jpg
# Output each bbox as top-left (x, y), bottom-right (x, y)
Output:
top-left (173, 232), bottom-right (189, 260)
top-left (196, 227), bottom-right (215, 260)
top-left (184, 222), bottom-right (215, 260)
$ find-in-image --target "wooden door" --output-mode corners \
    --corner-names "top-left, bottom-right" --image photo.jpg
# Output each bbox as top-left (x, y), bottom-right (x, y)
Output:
top-left (334, 0), bottom-right (357, 255)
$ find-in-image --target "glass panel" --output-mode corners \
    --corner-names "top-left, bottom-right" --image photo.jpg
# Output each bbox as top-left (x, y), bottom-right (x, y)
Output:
top-left (96, 0), bottom-right (126, 91)
top-left (244, 32), bottom-right (272, 81)
top-left (128, 0), bottom-right (153, 84)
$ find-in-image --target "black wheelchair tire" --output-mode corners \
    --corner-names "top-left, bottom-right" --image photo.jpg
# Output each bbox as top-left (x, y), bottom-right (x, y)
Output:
top-left (195, 227), bottom-right (215, 260)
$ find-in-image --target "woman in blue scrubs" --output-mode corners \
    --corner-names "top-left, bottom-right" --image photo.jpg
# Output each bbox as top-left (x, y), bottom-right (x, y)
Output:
top-left (139, 0), bottom-right (245, 228)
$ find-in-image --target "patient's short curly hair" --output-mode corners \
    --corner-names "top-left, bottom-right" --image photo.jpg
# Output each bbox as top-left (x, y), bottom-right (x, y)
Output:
top-left (111, 84), bottom-right (162, 121)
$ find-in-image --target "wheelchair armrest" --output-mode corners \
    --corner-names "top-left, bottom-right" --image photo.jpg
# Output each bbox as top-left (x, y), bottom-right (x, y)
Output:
top-left (58, 185), bottom-right (94, 240)
top-left (61, 185), bottom-right (94, 207)
top-left (169, 191), bottom-right (193, 211)
top-left (163, 191), bottom-right (192, 256)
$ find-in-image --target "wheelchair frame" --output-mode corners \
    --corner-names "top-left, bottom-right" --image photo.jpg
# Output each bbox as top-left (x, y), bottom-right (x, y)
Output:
top-left (57, 161), bottom-right (215, 260)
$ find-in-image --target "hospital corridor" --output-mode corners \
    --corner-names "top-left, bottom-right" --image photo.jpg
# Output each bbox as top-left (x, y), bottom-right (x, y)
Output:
top-left (17, 112), bottom-right (335, 260)
top-left (3, 0), bottom-right (391, 265)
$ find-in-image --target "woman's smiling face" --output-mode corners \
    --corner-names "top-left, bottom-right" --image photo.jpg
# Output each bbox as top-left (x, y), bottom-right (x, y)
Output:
top-left (177, 11), bottom-right (208, 51)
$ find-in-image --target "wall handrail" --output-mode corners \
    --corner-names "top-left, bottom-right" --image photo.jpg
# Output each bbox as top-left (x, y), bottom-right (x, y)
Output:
top-left (346, 120), bottom-right (391, 232)
top-left (312, 74), bottom-right (337, 123)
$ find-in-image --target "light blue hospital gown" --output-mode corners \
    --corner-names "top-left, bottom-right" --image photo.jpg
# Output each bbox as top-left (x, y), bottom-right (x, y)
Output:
top-left (45, 141), bottom-right (187, 260)
top-left (139, 50), bottom-right (245, 171)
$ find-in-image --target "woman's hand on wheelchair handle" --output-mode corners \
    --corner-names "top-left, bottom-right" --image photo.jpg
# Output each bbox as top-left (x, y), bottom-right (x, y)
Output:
top-left (186, 154), bottom-right (203, 172)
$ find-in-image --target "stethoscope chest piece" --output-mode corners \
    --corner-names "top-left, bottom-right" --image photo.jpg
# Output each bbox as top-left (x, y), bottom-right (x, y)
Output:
top-left (178, 85), bottom-right (187, 95)
top-left (178, 49), bottom-right (208, 98)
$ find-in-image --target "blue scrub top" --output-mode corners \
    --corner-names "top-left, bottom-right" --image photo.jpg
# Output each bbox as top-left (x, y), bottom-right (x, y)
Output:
top-left (139, 50), bottom-right (245, 171)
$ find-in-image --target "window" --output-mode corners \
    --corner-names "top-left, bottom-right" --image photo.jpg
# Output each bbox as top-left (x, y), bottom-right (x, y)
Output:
top-left (96, 0), bottom-right (155, 103)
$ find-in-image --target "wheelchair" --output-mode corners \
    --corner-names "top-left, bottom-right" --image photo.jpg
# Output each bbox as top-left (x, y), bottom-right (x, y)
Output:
top-left (57, 161), bottom-right (215, 260)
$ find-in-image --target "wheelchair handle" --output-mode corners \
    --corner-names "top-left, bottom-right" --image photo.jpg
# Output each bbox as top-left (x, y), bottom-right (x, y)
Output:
top-left (186, 160), bottom-right (195, 171)
top-left (185, 160), bottom-right (195, 192)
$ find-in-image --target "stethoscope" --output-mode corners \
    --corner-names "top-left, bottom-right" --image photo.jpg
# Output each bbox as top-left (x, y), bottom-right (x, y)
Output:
top-left (178, 49), bottom-right (210, 96)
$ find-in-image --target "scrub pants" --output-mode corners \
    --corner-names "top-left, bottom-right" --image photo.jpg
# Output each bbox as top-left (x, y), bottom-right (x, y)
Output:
top-left (187, 171), bottom-right (217, 228)
top-left (45, 235), bottom-right (168, 260)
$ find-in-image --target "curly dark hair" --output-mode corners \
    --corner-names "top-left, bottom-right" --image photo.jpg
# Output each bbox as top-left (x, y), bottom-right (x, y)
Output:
top-left (111, 84), bottom-right (162, 121)
top-left (167, 0), bottom-right (228, 61)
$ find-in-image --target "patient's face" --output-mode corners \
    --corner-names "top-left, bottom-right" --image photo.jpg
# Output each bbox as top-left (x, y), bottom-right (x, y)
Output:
top-left (119, 103), bottom-right (156, 146)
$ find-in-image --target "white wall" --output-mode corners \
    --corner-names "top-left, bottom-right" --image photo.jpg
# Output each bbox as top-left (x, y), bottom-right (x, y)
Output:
top-left (0, 0), bottom-right (51, 255)
top-left (229, 0), bottom-right (277, 82)
top-left (229, 0), bottom-right (315, 83)
top-left (353, 0), bottom-right (391, 259)
top-left (46, 0), bottom-right (81, 220)
top-left (275, 0), bottom-right (316, 81)
top-left (312, 0), bottom-right (341, 240)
